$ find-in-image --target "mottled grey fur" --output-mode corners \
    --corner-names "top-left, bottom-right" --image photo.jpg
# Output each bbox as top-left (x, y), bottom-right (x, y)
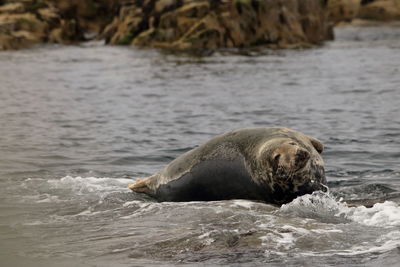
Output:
top-left (129, 127), bottom-right (326, 204)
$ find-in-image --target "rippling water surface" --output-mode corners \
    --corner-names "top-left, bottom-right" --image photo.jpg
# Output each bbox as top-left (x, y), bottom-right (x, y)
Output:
top-left (1, 26), bottom-right (400, 266)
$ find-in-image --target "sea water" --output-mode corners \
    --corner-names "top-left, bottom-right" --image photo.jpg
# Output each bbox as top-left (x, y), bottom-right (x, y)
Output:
top-left (0, 25), bottom-right (399, 266)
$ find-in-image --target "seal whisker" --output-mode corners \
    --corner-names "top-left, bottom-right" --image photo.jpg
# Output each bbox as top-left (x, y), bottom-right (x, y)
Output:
top-left (319, 183), bottom-right (330, 193)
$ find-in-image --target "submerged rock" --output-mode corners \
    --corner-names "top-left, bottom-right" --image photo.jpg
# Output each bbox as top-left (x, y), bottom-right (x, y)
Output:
top-left (104, 0), bottom-right (333, 50)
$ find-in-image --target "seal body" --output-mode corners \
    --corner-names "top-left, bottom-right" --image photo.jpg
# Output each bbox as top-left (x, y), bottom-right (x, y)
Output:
top-left (129, 127), bottom-right (326, 204)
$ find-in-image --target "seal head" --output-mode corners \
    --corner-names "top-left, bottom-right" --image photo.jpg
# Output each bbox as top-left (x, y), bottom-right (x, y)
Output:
top-left (256, 137), bottom-right (326, 204)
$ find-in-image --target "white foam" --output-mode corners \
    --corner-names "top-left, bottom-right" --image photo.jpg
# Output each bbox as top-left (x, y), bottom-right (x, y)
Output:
top-left (111, 248), bottom-right (131, 253)
top-left (120, 202), bottom-right (162, 219)
top-left (71, 208), bottom-right (104, 217)
top-left (122, 200), bottom-right (145, 207)
top-left (344, 233), bottom-right (400, 255)
top-left (36, 194), bottom-right (63, 203)
top-left (47, 176), bottom-right (132, 194)
top-left (260, 231), bottom-right (296, 249)
top-left (280, 191), bottom-right (400, 228)
top-left (297, 230), bottom-right (400, 257)
top-left (23, 220), bottom-right (46, 226)
top-left (340, 201), bottom-right (400, 227)
top-left (230, 199), bottom-right (255, 209)
top-left (274, 192), bottom-right (400, 256)
top-left (198, 232), bottom-right (215, 246)
top-left (198, 232), bottom-right (211, 239)
top-left (310, 228), bottom-right (343, 234)
top-left (201, 238), bottom-right (215, 246)
top-left (279, 191), bottom-right (348, 223)
top-left (281, 224), bottom-right (310, 235)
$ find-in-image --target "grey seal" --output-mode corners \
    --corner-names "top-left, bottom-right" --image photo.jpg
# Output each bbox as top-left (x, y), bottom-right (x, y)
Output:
top-left (128, 127), bottom-right (326, 204)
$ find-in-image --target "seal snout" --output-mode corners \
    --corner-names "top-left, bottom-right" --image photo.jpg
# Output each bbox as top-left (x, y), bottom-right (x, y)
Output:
top-left (306, 180), bottom-right (328, 194)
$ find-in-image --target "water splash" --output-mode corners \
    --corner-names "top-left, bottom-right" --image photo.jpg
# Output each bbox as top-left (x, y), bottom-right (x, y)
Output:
top-left (340, 201), bottom-right (400, 227)
top-left (280, 190), bottom-right (400, 228)
top-left (279, 191), bottom-right (349, 223)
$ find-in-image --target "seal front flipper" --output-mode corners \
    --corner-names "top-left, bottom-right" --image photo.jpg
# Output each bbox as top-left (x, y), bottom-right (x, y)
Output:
top-left (128, 177), bottom-right (151, 193)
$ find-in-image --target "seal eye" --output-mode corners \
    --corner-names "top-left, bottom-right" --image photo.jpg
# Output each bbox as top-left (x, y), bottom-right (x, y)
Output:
top-left (289, 142), bottom-right (296, 146)
top-left (274, 154), bottom-right (281, 162)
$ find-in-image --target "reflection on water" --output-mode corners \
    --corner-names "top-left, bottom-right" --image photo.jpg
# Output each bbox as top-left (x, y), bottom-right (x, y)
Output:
top-left (0, 25), bottom-right (400, 266)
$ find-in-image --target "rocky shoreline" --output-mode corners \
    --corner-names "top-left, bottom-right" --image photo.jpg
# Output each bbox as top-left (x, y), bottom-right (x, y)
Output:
top-left (329, 0), bottom-right (400, 24)
top-left (101, 0), bottom-right (333, 50)
top-left (0, 0), bottom-right (122, 50)
top-left (0, 0), bottom-right (399, 51)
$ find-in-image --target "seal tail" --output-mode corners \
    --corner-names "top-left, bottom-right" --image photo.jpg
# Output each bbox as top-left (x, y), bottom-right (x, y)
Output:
top-left (128, 177), bottom-right (151, 193)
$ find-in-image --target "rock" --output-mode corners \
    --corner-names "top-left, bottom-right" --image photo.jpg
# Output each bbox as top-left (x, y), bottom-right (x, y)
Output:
top-left (358, 0), bottom-right (400, 21)
top-left (0, 31), bottom-right (38, 50)
top-left (0, 0), bottom-right (334, 51)
top-left (49, 19), bottom-right (83, 44)
top-left (328, 0), bottom-right (361, 24)
top-left (328, 0), bottom-right (400, 23)
top-left (1, 0), bottom-right (400, 51)
top-left (0, 3), bottom-right (25, 14)
top-left (37, 7), bottom-right (59, 22)
top-left (0, 12), bottom-right (47, 49)
top-left (101, 5), bottom-right (145, 45)
top-left (45, 0), bottom-right (120, 35)
top-left (0, 0), bottom-right (96, 50)
top-left (106, 0), bottom-right (333, 51)
top-left (154, 0), bottom-right (177, 13)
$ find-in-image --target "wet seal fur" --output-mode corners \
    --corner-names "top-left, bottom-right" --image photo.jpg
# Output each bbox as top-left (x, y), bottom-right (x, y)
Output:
top-left (128, 127), bottom-right (327, 204)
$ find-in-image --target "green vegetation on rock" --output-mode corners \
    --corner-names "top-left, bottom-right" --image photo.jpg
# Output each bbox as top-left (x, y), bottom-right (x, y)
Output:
top-left (28, 0), bottom-right (47, 11)
top-left (117, 32), bottom-right (134, 45)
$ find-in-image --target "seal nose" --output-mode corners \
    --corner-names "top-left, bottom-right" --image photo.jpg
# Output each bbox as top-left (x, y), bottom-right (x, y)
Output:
top-left (295, 149), bottom-right (310, 168)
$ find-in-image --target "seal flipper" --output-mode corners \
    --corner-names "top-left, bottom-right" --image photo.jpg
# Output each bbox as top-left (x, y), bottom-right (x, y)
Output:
top-left (128, 177), bottom-right (151, 193)
top-left (307, 136), bottom-right (324, 154)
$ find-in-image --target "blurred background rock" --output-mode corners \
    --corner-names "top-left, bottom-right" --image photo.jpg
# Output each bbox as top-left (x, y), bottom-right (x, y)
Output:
top-left (0, 0), bottom-right (399, 50)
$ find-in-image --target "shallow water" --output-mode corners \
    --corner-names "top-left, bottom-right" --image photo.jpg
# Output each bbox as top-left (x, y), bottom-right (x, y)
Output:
top-left (0, 25), bottom-right (400, 266)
